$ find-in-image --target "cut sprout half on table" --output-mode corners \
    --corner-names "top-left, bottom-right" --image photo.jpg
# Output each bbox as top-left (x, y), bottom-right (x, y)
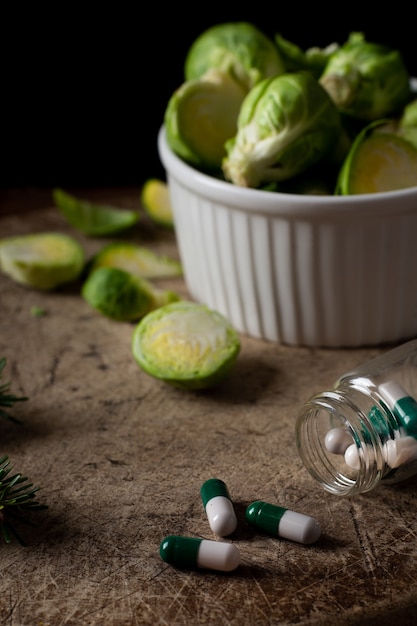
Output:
top-left (131, 301), bottom-right (241, 390)
top-left (0, 232), bottom-right (85, 290)
top-left (53, 188), bottom-right (140, 236)
top-left (141, 179), bottom-right (175, 228)
top-left (88, 242), bottom-right (182, 279)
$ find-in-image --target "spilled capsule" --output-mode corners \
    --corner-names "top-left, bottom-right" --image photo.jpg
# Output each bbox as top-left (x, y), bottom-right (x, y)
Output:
top-left (159, 535), bottom-right (240, 572)
top-left (383, 436), bottom-right (417, 468)
top-left (379, 381), bottom-right (417, 438)
top-left (200, 478), bottom-right (237, 537)
top-left (246, 500), bottom-right (321, 545)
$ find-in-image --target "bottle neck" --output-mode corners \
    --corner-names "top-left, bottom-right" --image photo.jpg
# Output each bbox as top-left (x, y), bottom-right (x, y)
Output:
top-left (295, 385), bottom-right (396, 496)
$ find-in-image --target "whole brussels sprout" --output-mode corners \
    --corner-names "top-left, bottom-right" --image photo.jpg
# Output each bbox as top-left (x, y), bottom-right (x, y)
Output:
top-left (319, 32), bottom-right (412, 121)
top-left (184, 22), bottom-right (285, 92)
top-left (222, 71), bottom-right (342, 188)
top-left (275, 33), bottom-right (339, 79)
top-left (82, 267), bottom-right (180, 321)
top-left (400, 98), bottom-right (417, 128)
top-left (398, 98), bottom-right (417, 149)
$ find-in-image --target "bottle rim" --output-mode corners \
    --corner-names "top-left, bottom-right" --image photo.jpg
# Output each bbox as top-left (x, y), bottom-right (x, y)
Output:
top-left (295, 390), bottom-right (388, 496)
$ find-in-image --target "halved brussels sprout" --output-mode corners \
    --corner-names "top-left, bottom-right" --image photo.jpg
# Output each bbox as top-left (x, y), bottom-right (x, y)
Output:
top-left (185, 22), bottom-right (285, 92)
top-left (164, 69), bottom-right (246, 171)
top-left (141, 179), bottom-right (174, 228)
top-left (222, 71), bottom-right (341, 188)
top-left (0, 232), bottom-right (84, 290)
top-left (82, 267), bottom-right (180, 321)
top-left (319, 32), bottom-right (411, 121)
top-left (53, 188), bottom-right (139, 236)
top-left (88, 242), bottom-right (182, 280)
top-left (131, 301), bottom-right (240, 390)
top-left (336, 120), bottom-right (417, 194)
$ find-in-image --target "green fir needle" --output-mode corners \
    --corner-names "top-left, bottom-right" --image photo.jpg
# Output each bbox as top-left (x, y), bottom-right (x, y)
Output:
top-left (0, 455), bottom-right (48, 545)
top-left (0, 357), bottom-right (28, 423)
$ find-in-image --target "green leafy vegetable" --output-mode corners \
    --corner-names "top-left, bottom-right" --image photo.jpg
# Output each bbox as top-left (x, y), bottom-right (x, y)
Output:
top-left (222, 71), bottom-right (342, 188)
top-left (319, 32), bottom-right (411, 121)
top-left (274, 33), bottom-right (338, 78)
top-left (82, 266), bottom-right (180, 321)
top-left (131, 301), bottom-right (241, 390)
top-left (0, 232), bottom-right (85, 291)
top-left (141, 179), bottom-right (175, 228)
top-left (88, 242), bottom-right (182, 279)
top-left (164, 69), bottom-right (246, 171)
top-left (398, 98), bottom-right (417, 150)
top-left (184, 22), bottom-right (285, 92)
top-left (53, 188), bottom-right (139, 236)
top-left (336, 120), bottom-right (417, 194)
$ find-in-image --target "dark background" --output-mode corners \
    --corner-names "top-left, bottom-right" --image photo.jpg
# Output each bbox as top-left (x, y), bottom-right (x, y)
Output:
top-left (3, 6), bottom-right (416, 188)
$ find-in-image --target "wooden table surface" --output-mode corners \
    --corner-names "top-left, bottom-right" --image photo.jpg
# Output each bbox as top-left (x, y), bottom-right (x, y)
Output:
top-left (1, 187), bottom-right (417, 626)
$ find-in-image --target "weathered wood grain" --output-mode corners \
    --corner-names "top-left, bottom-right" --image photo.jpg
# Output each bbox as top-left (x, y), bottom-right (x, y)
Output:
top-left (1, 191), bottom-right (416, 625)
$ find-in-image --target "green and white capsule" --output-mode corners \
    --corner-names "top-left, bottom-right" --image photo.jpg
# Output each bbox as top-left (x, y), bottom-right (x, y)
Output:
top-left (378, 381), bottom-right (417, 438)
top-left (200, 478), bottom-right (237, 537)
top-left (379, 381), bottom-right (417, 467)
top-left (246, 500), bottom-right (321, 545)
top-left (159, 535), bottom-right (240, 572)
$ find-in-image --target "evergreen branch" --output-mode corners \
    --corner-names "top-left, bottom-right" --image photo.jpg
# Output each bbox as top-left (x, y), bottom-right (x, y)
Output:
top-left (0, 455), bottom-right (48, 545)
top-left (0, 358), bottom-right (28, 423)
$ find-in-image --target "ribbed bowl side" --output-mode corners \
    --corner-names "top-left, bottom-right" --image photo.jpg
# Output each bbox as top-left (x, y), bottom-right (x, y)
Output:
top-left (168, 175), bottom-right (417, 347)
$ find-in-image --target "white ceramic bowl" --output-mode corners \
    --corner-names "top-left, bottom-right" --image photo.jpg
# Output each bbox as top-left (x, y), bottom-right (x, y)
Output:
top-left (158, 126), bottom-right (417, 347)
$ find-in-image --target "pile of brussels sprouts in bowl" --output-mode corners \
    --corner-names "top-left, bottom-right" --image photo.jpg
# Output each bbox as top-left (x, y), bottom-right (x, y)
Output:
top-left (163, 22), bottom-right (417, 196)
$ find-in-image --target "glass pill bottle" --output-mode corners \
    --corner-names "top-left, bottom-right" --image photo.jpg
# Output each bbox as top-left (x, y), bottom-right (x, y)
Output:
top-left (295, 339), bottom-right (417, 496)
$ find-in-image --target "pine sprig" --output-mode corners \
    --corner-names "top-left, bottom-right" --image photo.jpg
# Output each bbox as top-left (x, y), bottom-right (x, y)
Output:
top-left (0, 455), bottom-right (48, 544)
top-left (0, 357), bottom-right (28, 423)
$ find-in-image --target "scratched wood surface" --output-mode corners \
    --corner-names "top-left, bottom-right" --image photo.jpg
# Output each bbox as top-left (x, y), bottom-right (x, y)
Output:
top-left (1, 189), bottom-right (417, 626)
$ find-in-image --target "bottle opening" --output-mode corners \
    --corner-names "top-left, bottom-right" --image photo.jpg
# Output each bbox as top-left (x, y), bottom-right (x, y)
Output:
top-left (295, 391), bottom-right (386, 496)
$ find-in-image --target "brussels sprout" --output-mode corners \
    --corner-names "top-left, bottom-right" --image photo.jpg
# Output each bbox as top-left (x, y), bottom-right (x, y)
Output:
top-left (88, 242), bottom-right (182, 279)
top-left (398, 98), bottom-right (417, 150)
top-left (222, 72), bottom-right (341, 188)
top-left (275, 33), bottom-right (339, 79)
top-left (400, 98), bottom-right (417, 128)
top-left (141, 179), bottom-right (174, 228)
top-left (185, 22), bottom-right (285, 92)
top-left (53, 188), bottom-right (139, 236)
top-left (336, 120), bottom-right (417, 194)
top-left (82, 267), bottom-right (180, 321)
top-left (131, 301), bottom-right (240, 390)
top-left (164, 69), bottom-right (246, 171)
top-left (319, 32), bottom-right (412, 121)
top-left (0, 233), bottom-right (84, 290)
